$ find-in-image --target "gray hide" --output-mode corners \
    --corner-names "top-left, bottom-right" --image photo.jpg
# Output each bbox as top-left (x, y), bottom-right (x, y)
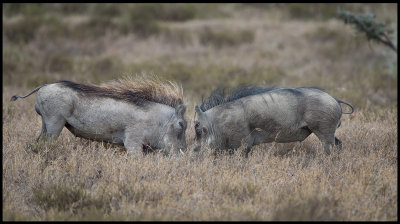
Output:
top-left (194, 87), bottom-right (354, 156)
top-left (11, 82), bottom-right (187, 156)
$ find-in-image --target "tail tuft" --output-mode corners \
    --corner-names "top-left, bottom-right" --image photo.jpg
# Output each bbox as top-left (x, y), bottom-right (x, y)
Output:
top-left (10, 95), bottom-right (19, 101)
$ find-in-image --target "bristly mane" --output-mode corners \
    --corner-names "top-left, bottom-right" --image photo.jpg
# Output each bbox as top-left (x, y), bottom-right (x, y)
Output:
top-left (59, 76), bottom-right (184, 108)
top-left (200, 84), bottom-right (276, 112)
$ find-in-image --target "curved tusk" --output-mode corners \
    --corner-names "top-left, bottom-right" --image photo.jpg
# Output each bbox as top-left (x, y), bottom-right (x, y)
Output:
top-left (180, 149), bottom-right (185, 155)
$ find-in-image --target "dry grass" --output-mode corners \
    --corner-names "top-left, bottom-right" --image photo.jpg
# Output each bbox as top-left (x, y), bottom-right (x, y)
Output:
top-left (2, 87), bottom-right (397, 221)
top-left (2, 3), bottom-right (398, 221)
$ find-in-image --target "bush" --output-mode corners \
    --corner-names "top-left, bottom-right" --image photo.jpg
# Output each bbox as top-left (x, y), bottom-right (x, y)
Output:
top-left (272, 197), bottom-right (343, 221)
top-left (199, 27), bottom-right (254, 48)
top-left (127, 3), bottom-right (197, 22)
top-left (33, 185), bottom-right (87, 211)
top-left (32, 184), bottom-right (111, 216)
top-left (3, 3), bottom-right (46, 17)
top-left (43, 53), bottom-right (74, 74)
top-left (3, 17), bottom-right (42, 44)
top-left (161, 27), bottom-right (193, 46)
top-left (118, 4), bottom-right (200, 38)
top-left (285, 3), bottom-right (340, 20)
top-left (90, 3), bottom-right (121, 18)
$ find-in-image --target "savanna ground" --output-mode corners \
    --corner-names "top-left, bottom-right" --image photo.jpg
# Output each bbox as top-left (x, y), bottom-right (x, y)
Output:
top-left (2, 3), bottom-right (398, 221)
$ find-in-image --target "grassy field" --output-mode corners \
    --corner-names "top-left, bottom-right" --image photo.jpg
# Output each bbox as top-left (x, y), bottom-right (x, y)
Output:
top-left (2, 3), bottom-right (397, 221)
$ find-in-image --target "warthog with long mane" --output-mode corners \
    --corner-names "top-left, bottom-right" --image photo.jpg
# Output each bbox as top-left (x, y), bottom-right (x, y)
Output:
top-left (194, 85), bottom-right (354, 156)
top-left (11, 77), bottom-right (187, 156)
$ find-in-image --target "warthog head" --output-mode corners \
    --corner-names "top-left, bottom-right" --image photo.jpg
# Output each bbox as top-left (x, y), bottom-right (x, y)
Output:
top-left (162, 104), bottom-right (187, 154)
top-left (194, 105), bottom-right (216, 150)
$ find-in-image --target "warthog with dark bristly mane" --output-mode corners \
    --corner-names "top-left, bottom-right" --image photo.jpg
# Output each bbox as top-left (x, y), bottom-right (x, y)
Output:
top-left (194, 85), bottom-right (354, 156)
top-left (11, 77), bottom-right (187, 156)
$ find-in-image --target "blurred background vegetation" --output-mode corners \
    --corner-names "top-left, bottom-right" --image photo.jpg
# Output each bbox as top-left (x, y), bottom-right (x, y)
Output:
top-left (2, 3), bottom-right (397, 110)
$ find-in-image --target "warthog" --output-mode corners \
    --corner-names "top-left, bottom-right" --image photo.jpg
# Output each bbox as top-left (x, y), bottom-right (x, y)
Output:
top-left (11, 78), bottom-right (187, 156)
top-left (194, 85), bottom-right (354, 156)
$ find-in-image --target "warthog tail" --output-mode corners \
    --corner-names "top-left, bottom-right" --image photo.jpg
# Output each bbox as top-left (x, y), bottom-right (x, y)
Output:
top-left (11, 85), bottom-right (46, 101)
top-left (336, 99), bottom-right (354, 114)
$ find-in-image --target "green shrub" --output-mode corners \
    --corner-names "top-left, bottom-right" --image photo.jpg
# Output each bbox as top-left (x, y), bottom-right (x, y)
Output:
top-left (118, 4), bottom-right (201, 38)
top-left (32, 185), bottom-right (108, 213)
top-left (3, 3), bottom-right (46, 17)
top-left (3, 47), bottom-right (31, 76)
top-left (286, 3), bottom-right (340, 20)
top-left (199, 27), bottom-right (254, 48)
top-left (337, 8), bottom-right (397, 52)
top-left (130, 20), bottom-right (162, 38)
top-left (26, 76), bottom-right (57, 88)
top-left (127, 3), bottom-right (197, 22)
top-left (162, 27), bottom-right (193, 46)
top-left (43, 53), bottom-right (74, 74)
top-left (2, 208), bottom-right (30, 221)
top-left (70, 56), bottom-right (125, 83)
top-left (90, 57), bottom-right (124, 81)
top-left (3, 13), bottom-right (67, 44)
top-left (33, 185), bottom-right (87, 211)
top-left (273, 197), bottom-right (343, 221)
top-left (90, 3), bottom-right (121, 18)
top-left (3, 17), bottom-right (42, 44)
top-left (126, 60), bottom-right (285, 99)
top-left (53, 3), bottom-right (90, 15)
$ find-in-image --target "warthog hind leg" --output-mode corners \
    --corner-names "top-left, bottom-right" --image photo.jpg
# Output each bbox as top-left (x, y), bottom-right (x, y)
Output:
top-left (35, 104), bottom-right (42, 116)
top-left (35, 104), bottom-right (48, 142)
top-left (324, 142), bottom-right (332, 155)
top-left (44, 116), bottom-right (66, 139)
top-left (335, 136), bottom-right (342, 151)
top-left (311, 129), bottom-right (336, 155)
top-left (36, 116), bottom-right (48, 142)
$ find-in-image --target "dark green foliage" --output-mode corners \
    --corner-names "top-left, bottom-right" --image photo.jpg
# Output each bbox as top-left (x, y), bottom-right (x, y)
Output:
top-left (337, 8), bottom-right (397, 52)
top-left (242, 3), bottom-right (341, 20)
top-left (2, 4), bottom-right (222, 40)
top-left (3, 17), bottom-right (42, 44)
top-left (122, 4), bottom-right (197, 38)
top-left (33, 185), bottom-right (86, 211)
top-left (273, 197), bottom-right (343, 221)
top-left (3, 3), bottom-right (45, 17)
top-left (90, 3), bottom-right (121, 18)
top-left (199, 27), bottom-right (254, 48)
top-left (126, 3), bottom-right (199, 22)
top-left (32, 185), bottom-right (108, 213)
top-left (286, 3), bottom-right (340, 20)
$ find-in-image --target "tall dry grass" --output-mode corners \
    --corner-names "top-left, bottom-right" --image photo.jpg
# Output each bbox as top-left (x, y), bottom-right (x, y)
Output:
top-left (2, 86), bottom-right (397, 221)
top-left (3, 3), bottom-right (397, 221)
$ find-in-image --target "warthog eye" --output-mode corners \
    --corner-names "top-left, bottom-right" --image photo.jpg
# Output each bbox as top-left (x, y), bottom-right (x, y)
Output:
top-left (176, 120), bottom-right (186, 131)
top-left (194, 121), bottom-right (200, 129)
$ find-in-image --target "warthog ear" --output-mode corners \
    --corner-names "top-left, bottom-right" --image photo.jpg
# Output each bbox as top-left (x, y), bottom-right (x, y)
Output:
top-left (194, 105), bottom-right (205, 120)
top-left (175, 104), bottom-right (186, 117)
top-left (194, 105), bottom-right (202, 115)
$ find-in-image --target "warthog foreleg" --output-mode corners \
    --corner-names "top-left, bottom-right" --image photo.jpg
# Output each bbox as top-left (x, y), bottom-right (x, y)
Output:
top-left (242, 131), bottom-right (257, 158)
top-left (125, 144), bottom-right (143, 157)
top-left (124, 134), bottom-right (144, 157)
